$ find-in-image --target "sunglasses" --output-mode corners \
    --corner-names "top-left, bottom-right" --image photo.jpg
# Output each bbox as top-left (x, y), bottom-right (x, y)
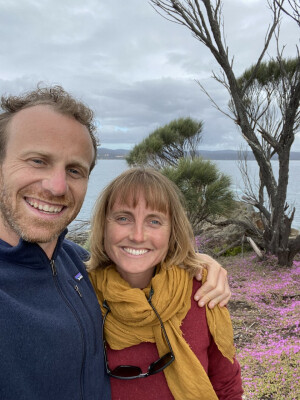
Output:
top-left (102, 287), bottom-right (175, 379)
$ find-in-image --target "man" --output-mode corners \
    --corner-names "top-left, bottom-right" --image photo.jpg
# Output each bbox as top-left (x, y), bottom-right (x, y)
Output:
top-left (0, 86), bottom-right (230, 400)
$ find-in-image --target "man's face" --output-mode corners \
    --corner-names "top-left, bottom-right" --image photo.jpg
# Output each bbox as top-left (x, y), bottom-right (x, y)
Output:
top-left (0, 105), bottom-right (94, 256)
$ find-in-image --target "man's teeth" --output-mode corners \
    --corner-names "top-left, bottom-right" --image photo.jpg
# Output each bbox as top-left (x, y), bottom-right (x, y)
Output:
top-left (27, 200), bottom-right (63, 214)
top-left (124, 248), bottom-right (148, 256)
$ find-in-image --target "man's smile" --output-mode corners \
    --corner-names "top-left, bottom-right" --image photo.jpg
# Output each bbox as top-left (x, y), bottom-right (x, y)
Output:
top-left (25, 197), bottom-right (65, 214)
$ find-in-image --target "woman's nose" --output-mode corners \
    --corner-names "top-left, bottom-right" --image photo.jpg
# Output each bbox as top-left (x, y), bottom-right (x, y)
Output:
top-left (129, 223), bottom-right (146, 242)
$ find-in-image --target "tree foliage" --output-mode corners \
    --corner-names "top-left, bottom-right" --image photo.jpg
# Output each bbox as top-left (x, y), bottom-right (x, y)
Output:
top-left (162, 157), bottom-right (234, 232)
top-left (126, 117), bottom-right (203, 168)
top-left (150, 0), bottom-right (300, 266)
top-left (126, 116), bottom-right (235, 231)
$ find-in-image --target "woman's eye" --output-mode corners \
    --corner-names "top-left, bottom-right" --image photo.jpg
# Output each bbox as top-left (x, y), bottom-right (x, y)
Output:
top-left (116, 216), bottom-right (129, 222)
top-left (150, 219), bottom-right (161, 226)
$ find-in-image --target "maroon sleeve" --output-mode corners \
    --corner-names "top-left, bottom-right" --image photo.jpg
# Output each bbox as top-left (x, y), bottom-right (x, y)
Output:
top-left (207, 337), bottom-right (243, 400)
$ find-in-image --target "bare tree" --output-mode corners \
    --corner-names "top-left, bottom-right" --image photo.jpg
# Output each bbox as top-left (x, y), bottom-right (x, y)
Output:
top-left (275, 0), bottom-right (300, 26)
top-left (149, 0), bottom-right (300, 266)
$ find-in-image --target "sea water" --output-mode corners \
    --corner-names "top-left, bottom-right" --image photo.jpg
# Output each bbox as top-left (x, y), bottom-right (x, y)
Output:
top-left (73, 159), bottom-right (300, 230)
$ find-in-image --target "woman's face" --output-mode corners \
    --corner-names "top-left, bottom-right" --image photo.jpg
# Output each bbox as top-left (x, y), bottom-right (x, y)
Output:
top-left (104, 193), bottom-right (171, 288)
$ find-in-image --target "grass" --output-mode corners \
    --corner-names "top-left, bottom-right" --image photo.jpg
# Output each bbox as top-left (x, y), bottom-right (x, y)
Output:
top-left (221, 253), bottom-right (300, 400)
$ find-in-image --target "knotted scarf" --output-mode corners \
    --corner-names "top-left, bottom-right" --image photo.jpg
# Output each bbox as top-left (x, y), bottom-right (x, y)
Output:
top-left (89, 265), bottom-right (235, 400)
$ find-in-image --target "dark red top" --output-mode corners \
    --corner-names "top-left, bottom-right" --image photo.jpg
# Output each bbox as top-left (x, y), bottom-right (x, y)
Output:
top-left (107, 280), bottom-right (243, 399)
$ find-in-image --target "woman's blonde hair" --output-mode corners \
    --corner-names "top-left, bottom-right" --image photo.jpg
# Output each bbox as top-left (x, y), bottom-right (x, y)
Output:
top-left (86, 167), bottom-right (203, 274)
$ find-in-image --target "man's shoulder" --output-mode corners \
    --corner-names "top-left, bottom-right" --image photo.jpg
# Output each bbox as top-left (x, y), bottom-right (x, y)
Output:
top-left (57, 239), bottom-right (92, 281)
top-left (61, 238), bottom-right (90, 262)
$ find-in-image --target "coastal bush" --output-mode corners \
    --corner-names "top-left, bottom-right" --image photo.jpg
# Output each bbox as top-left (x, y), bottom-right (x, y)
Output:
top-left (162, 157), bottom-right (235, 232)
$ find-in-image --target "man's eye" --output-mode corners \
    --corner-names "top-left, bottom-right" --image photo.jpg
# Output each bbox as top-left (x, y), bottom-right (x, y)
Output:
top-left (68, 168), bottom-right (82, 177)
top-left (69, 169), bottom-right (79, 174)
top-left (31, 159), bottom-right (44, 166)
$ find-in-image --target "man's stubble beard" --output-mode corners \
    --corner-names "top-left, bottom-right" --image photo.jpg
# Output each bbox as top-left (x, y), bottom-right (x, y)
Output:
top-left (0, 174), bottom-right (81, 244)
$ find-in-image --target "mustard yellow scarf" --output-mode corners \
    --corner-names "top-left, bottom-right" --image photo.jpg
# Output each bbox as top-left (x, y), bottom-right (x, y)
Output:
top-left (89, 265), bottom-right (235, 400)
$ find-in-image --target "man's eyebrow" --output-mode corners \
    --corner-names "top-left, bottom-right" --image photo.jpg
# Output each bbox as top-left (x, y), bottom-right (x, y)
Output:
top-left (21, 150), bottom-right (49, 157)
top-left (67, 160), bottom-right (90, 171)
top-left (21, 151), bottom-right (90, 170)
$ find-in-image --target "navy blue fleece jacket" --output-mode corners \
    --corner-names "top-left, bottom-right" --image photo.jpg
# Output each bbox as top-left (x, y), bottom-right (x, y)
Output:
top-left (0, 231), bottom-right (110, 400)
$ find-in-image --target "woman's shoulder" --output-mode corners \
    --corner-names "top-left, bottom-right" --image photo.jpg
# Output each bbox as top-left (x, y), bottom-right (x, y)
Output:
top-left (181, 278), bottom-right (210, 332)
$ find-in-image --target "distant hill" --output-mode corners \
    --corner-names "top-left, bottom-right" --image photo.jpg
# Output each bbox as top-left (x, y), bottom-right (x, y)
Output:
top-left (97, 148), bottom-right (129, 159)
top-left (198, 150), bottom-right (300, 160)
top-left (97, 147), bottom-right (300, 161)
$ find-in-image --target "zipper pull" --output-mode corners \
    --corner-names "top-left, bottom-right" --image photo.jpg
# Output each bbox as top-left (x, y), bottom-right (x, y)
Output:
top-left (74, 284), bottom-right (83, 298)
top-left (50, 260), bottom-right (57, 276)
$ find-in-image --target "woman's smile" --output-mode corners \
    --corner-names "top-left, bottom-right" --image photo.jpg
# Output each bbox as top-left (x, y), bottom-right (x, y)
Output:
top-left (122, 247), bottom-right (150, 256)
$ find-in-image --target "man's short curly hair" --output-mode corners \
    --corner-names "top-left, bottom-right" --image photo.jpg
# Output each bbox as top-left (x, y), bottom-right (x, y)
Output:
top-left (0, 85), bottom-right (98, 171)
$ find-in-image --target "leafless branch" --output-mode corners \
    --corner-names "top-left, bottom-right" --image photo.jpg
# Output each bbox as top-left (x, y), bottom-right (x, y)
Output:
top-left (274, 0), bottom-right (300, 26)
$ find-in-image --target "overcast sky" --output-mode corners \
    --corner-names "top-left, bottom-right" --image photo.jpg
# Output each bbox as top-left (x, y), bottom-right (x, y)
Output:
top-left (0, 0), bottom-right (298, 151)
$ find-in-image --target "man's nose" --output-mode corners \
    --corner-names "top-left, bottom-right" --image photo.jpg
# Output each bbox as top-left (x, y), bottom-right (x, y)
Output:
top-left (42, 169), bottom-right (68, 196)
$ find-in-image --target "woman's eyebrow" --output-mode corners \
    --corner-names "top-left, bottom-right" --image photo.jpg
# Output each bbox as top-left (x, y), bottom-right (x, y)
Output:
top-left (146, 212), bottom-right (165, 218)
top-left (110, 210), bottom-right (133, 216)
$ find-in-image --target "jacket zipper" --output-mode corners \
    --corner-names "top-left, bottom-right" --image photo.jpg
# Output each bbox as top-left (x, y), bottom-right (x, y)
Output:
top-left (50, 260), bottom-right (57, 276)
top-left (50, 260), bottom-right (84, 400)
top-left (73, 284), bottom-right (98, 354)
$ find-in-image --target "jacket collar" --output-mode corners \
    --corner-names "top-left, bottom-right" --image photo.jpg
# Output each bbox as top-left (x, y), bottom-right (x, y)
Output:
top-left (0, 229), bottom-right (68, 267)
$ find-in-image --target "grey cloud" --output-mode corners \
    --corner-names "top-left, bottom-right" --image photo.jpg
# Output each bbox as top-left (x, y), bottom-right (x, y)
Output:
top-left (0, 0), bottom-right (298, 151)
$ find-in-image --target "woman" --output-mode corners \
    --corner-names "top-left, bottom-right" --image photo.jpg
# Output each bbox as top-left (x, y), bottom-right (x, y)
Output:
top-left (88, 167), bottom-right (243, 400)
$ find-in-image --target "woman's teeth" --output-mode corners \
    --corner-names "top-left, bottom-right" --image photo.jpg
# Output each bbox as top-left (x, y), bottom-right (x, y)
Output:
top-left (123, 248), bottom-right (148, 256)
